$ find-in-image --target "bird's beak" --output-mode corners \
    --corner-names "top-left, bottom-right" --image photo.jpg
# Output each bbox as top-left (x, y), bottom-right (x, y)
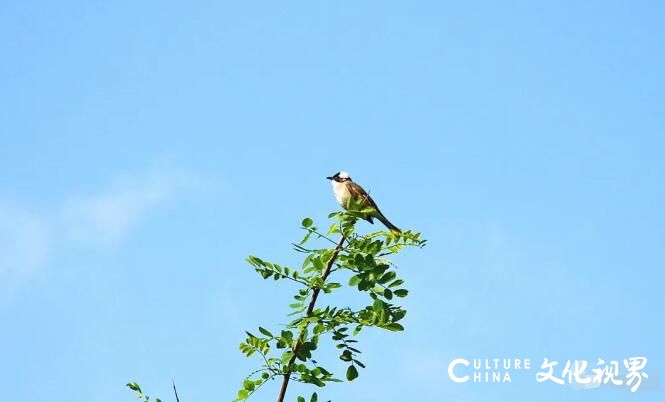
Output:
top-left (326, 176), bottom-right (333, 180)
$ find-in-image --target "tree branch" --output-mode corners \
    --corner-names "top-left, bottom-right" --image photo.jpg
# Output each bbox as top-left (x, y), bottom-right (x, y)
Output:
top-left (276, 234), bottom-right (346, 402)
top-left (172, 379), bottom-right (180, 402)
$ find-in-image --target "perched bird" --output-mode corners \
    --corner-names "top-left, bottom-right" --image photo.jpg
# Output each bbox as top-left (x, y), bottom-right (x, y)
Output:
top-left (326, 171), bottom-right (401, 232)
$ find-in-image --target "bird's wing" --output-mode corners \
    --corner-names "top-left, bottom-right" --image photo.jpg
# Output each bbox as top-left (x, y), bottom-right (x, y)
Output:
top-left (346, 182), bottom-right (378, 210)
top-left (346, 182), bottom-right (401, 232)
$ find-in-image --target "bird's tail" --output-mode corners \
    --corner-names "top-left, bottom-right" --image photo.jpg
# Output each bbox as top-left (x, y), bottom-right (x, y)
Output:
top-left (376, 213), bottom-right (401, 233)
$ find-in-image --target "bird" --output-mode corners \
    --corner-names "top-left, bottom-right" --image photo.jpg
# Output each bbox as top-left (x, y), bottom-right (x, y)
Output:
top-left (326, 171), bottom-right (401, 232)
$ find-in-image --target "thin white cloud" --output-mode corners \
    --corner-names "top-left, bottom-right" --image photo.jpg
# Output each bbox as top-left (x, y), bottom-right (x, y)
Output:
top-left (0, 164), bottom-right (208, 305)
top-left (61, 168), bottom-right (199, 245)
top-left (0, 203), bottom-right (50, 278)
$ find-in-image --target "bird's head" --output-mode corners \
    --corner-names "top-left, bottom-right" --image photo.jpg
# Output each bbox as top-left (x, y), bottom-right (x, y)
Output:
top-left (326, 171), bottom-right (352, 183)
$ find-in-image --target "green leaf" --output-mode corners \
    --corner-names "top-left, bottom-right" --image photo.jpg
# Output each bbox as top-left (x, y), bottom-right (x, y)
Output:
top-left (299, 231), bottom-right (313, 245)
top-left (393, 309), bottom-right (406, 321)
top-left (281, 350), bottom-right (294, 364)
top-left (298, 397), bottom-right (306, 402)
top-left (378, 271), bottom-right (397, 284)
top-left (346, 365), bottom-right (359, 381)
top-left (372, 298), bottom-right (385, 312)
top-left (348, 275), bottom-right (362, 286)
top-left (393, 289), bottom-right (409, 297)
top-left (258, 327), bottom-right (273, 337)
top-left (126, 382), bottom-right (142, 392)
top-left (384, 323), bottom-right (404, 331)
top-left (312, 256), bottom-right (324, 271)
top-left (302, 217), bottom-right (313, 227)
top-left (243, 379), bottom-right (255, 391)
top-left (354, 253), bottom-right (364, 266)
top-left (237, 389), bottom-right (249, 400)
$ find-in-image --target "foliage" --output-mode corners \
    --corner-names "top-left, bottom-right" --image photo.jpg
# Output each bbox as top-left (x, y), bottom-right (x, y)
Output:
top-left (124, 203), bottom-right (425, 402)
top-left (126, 378), bottom-right (179, 402)
top-left (235, 206), bottom-right (425, 402)
top-left (126, 382), bottom-right (162, 402)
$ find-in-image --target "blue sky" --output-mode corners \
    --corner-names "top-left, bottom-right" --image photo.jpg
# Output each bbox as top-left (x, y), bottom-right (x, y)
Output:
top-left (1, 1), bottom-right (663, 401)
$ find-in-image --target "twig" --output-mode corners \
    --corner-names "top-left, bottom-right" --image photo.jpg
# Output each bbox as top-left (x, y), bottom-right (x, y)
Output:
top-left (172, 378), bottom-right (180, 402)
top-left (276, 234), bottom-right (346, 402)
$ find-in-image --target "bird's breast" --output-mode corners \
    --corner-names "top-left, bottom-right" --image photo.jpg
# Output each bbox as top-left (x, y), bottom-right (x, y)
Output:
top-left (332, 181), bottom-right (350, 206)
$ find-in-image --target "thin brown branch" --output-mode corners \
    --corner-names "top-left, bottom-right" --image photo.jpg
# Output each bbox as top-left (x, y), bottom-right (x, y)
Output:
top-left (276, 234), bottom-right (346, 402)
